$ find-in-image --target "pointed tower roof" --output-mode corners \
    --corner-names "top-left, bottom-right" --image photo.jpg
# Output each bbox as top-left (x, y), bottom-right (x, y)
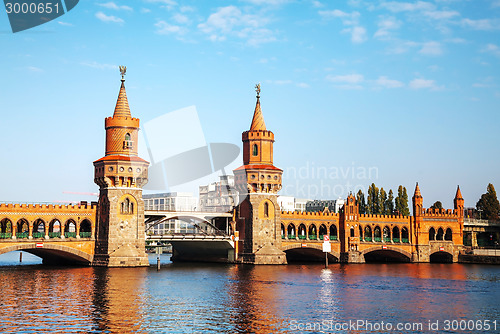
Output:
top-left (455, 185), bottom-right (463, 199)
top-left (414, 182), bottom-right (422, 198)
top-left (113, 68), bottom-right (132, 118)
top-left (249, 83), bottom-right (266, 131)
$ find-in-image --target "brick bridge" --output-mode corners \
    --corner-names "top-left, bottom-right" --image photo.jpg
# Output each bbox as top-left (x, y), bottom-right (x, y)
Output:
top-left (0, 202), bottom-right (97, 264)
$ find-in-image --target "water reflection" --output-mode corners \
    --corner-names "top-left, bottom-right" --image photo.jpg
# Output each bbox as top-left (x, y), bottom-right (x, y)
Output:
top-left (0, 254), bottom-right (498, 333)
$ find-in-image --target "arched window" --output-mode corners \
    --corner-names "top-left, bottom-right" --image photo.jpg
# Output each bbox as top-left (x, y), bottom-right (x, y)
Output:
top-left (252, 144), bottom-right (258, 156)
top-left (264, 202), bottom-right (269, 217)
top-left (124, 133), bottom-right (133, 149)
top-left (401, 227), bottom-right (409, 243)
top-left (281, 224), bottom-right (285, 239)
top-left (121, 198), bottom-right (133, 214)
top-left (429, 227), bottom-right (436, 241)
top-left (330, 225), bottom-right (338, 240)
top-left (350, 227), bottom-right (355, 237)
top-left (374, 226), bottom-right (381, 242)
top-left (308, 224), bottom-right (317, 240)
top-left (287, 224), bottom-right (296, 239)
top-left (437, 227), bottom-right (444, 241)
top-left (364, 226), bottom-right (372, 241)
top-left (392, 226), bottom-right (400, 242)
top-left (383, 226), bottom-right (391, 242)
top-left (445, 228), bottom-right (452, 241)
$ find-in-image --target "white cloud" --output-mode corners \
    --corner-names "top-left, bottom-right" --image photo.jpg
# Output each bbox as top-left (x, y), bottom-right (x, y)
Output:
top-left (98, 2), bottom-right (132, 11)
top-left (461, 18), bottom-right (500, 31)
top-left (58, 21), bottom-right (73, 26)
top-left (155, 20), bottom-right (187, 35)
top-left (350, 26), bottom-right (367, 43)
top-left (296, 82), bottom-right (310, 88)
top-left (198, 6), bottom-right (275, 46)
top-left (423, 10), bottom-right (459, 20)
top-left (172, 13), bottom-right (190, 24)
top-left (419, 41), bottom-right (443, 56)
top-left (482, 43), bottom-right (500, 57)
top-left (385, 40), bottom-right (418, 54)
top-left (319, 9), bottom-right (360, 25)
top-left (80, 62), bottom-right (116, 70)
top-left (141, 8), bottom-right (151, 13)
top-left (95, 11), bottom-right (124, 24)
top-left (311, 1), bottom-right (323, 8)
top-left (376, 76), bottom-right (404, 88)
top-left (144, 0), bottom-right (177, 10)
top-left (382, 1), bottom-right (435, 13)
top-left (26, 66), bottom-right (43, 73)
top-left (326, 74), bottom-right (364, 84)
top-left (374, 17), bottom-right (401, 39)
top-left (243, 0), bottom-right (290, 5)
top-left (180, 6), bottom-right (194, 12)
top-left (409, 78), bottom-right (441, 90)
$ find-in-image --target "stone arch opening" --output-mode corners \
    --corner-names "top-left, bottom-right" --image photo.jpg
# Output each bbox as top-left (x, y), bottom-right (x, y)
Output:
top-left (374, 226), bottom-right (381, 242)
top-left (0, 244), bottom-right (92, 265)
top-left (284, 246), bottom-right (339, 263)
top-left (383, 226), bottom-right (391, 242)
top-left (350, 227), bottom-right (355, 237)
top-left (80, 219), bottom-right (92, 238)
top-left (298, 224), bottom-right (306, 240)
top-left (445, 228), bottom-right (452, 241)
top-left (401, 227), bottom-right (409, 243)
top-left (308, 224), bottom-right (317, 240)
top-left (0, 218), bottom-right (13, 238)
top-left (33, 219), bottom-right (46, 238)
top-left (430, 251), bottom-right (453, 263)
top-left (49, 219), bottom-right (61, 238)
top-left (363, 249), bottom-right (411, 263)
top-left (359, 225), bottom-right (363, 240)
top-left (287, 223), bottom-right (296, 239)
top-left (392, 226), bottom-right (400, 243)
top-left (329, 224), bottom-right (338, 240)
top-left (64, 219), bottom-right (77, 238)
top-left (364, 225), bottom-right (372, 241)
top-left (16, 219), bottom-right (29, 238)
top-left (319, 224), bottom-right (327, 240)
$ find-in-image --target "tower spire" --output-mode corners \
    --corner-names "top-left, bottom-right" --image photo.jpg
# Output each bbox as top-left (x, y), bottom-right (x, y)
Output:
top-left (249, 83), bottom-right (266, 131)
top-left (113, 66), bottom-right (131, 118)
top-left (414, 182), bottom-right (422, 198)
top-left (455, 185), bottom-right (463, 199)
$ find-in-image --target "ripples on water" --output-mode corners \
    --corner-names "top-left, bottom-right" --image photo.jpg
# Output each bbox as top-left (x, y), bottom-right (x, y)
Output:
top-left (0, 252), bottom-right (499, 333)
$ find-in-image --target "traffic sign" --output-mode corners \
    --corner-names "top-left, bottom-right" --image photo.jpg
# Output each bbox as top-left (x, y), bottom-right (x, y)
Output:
top-left (323, 235), bottom-right (330, 242)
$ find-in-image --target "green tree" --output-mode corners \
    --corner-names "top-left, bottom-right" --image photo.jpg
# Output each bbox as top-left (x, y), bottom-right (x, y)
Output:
top-left (430, 201), bottom-right (443, 210)
top-left (367, 183), bottom-right (380, 214)
top-left (386, 189), bottom-right (395, 215)
top-left (476, 183), bottom-right (500, 220)
top-left (356, 189), bottom-right (366, 214)
top-left (395, 185), bottom-right (410, 216)
top-left (379, 188), bottom-right (387, 215)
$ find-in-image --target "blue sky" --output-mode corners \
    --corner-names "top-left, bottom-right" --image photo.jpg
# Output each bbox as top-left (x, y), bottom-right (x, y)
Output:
top-left (1, 0), bottom-right (499, 209)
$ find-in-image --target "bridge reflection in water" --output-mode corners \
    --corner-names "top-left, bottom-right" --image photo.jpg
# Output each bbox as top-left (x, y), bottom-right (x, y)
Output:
top-left (1, 254), bottom-right (497, 333)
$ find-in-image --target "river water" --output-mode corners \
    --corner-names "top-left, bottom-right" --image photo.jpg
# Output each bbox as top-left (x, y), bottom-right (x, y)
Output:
top-left (0, 252), bottom-right (499, 333)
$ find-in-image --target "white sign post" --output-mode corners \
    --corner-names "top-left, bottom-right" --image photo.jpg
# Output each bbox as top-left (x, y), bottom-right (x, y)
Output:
top-left (323, 235), bottom-right (331, 268)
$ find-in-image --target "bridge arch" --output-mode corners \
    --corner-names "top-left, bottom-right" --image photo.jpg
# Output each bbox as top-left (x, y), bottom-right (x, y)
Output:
top-left (430, 250), bottom-right (453, 263)
top-left (361, 246), bottom-right (411, 263)
top-left (282, 243), bottom-right (340, 263)
top-left (0, 243), bottom-right (92, 265)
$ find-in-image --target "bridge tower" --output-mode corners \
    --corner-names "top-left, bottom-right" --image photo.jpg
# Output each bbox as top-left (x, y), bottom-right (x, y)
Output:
top-left (340, 193), bottom-right (363, 263)
top-left (412, 182), bottom-right (424, 261)
top-left (93, 67), bottom-right (150, 267)
top-left (233, 84), bottom-right (287, 264)
top-left (454, 185), bottom-right (464, 242)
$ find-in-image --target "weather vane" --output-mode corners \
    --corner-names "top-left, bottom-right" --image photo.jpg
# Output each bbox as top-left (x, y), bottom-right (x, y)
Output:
top-left (119, 65), bottom-right (127, 80)
top-left (255, 83), bottom-right (261, 98)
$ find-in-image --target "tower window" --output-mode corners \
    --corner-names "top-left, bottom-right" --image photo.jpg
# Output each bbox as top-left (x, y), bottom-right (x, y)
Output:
top-left (121, 198), bottom-right (134, 214)
top-left (264, 202), bottom-right (269, 217)
top-left (124, 133), bottom-right (133, 149)
top-left (252, 144), bottom-right (258, 156)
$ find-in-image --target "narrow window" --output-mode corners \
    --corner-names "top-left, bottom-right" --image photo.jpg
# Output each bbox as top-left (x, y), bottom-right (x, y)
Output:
top-left (252, 144), bottom-right (258, 156)
top-left (264, 202), bottom-right (269, 217)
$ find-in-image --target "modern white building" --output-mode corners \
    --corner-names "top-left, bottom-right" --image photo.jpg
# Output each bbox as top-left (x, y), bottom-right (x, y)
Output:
top-left (199, 175), bottom-right (238, 212)
top-left (277, 196), bottom-right (310, 212)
